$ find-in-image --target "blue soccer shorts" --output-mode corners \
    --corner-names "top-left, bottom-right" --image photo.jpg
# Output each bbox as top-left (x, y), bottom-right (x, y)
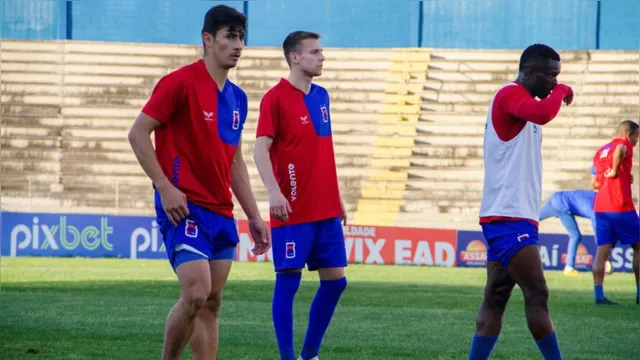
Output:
top-left (594, 211), bottom-right (640, 247)
top-left (481, 220), bottom-right (539, 269)
top-left (154, 191), bottom-right (238, 271)
top-left (271, 217), bottom-right (348, 272)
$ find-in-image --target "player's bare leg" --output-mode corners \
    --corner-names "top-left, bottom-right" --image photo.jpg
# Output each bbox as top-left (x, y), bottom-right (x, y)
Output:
top-left (592, 243), bottom-right (617, 305)
top-left (506, 245), bottom-right (554, 339)
top-left (189, 259), bottom-right (233, 360)
top-left (468, 261), bottom-right (515, 359)
top-left (162, 260), bottom-right (212, 360)
top-left (298, 267), bottom-right (347, 360)
top-left (475, 261), bottom-right (516, 336)
top-left (631, 243), bottom-right (639, 304)
top-left (506, 244), bottom-right (562, 359)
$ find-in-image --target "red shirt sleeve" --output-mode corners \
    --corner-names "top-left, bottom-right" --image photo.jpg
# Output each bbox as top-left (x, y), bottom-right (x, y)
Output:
top-left (503, 86), bottom-right (565, 126)
top-left (256, 90), bottom-right (279, 138)
top-left (141, 72), bottom-right (184, 124)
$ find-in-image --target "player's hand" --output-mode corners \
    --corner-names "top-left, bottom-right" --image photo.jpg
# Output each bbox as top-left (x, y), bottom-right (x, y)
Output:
top-left (604, 167), bottom-right (618, 178)
top-left (248, 217), bottom-right (271, 255)
top-left (157, 183), bottom-right (189, 226)
top-left (340, 199), bottom-right (347, 226)
top-left (556, 84), bottom-right (573, 105)
top-left (268, 190), bottom-right (292, 222)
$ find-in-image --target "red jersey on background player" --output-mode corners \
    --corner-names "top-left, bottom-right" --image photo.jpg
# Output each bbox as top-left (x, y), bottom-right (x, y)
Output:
top-left (591, 120), bottom-right (639, 305)
top-left (127, 6), bottom-right (269, 360)
top-left (253, 31), bottom-right (347, 360)
top-left (469, 44), bottom-right (572, 360)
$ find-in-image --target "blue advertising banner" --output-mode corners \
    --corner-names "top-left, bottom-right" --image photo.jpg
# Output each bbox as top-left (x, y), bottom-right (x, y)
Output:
top-left (1, 212), bottom-right (166, 260)
top-left (457, 230), bottom-right (633, 273)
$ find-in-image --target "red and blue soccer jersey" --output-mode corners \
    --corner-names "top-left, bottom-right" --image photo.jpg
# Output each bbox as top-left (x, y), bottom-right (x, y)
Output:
top-left (142, 59), bottom-right (247, 218)
top-left (593, 138), bottom-right (636, 213)
top-left (256, 78), bottom-right (342, 228)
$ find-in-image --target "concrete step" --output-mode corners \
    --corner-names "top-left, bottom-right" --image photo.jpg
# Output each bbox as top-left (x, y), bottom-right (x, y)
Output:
top-left (421, 90), bottom-right (640, 106)
top-left (429, 49), bottom-right (638, 63)
top-left (423, 79), bottom-right (640, 95)
top-left (421, 102), bottom-right (635, 114)
top-left (427, 70), bottom-right (639, 83)
top-left (419, 112), bottom-right (637, 127)
top-left (428, 60), bottom-right (640, 73)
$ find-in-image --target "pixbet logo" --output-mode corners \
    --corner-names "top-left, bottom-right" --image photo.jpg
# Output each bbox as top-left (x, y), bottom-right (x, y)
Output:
top-left (129, 221), bottom-right (166, 259)
top-left (10, 216), bottom-right (113, 256)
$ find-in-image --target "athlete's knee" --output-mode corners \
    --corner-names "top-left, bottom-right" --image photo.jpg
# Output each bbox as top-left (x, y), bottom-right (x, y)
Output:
top-left (180, 284), bottom-right (211, 315)
top-left (485, 288), bottom-right (511, 313)
top-left (202, 291), bottom-right (223, 316)
top-left (522, 277), bottom-right (549, 307)
top-left (326, 276), bottom-right (347, 294)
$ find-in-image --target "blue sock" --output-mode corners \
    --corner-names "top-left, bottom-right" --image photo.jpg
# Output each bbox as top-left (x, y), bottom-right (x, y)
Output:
top-left (300, 277), bottom-right (347, 360)
top-left (636, 284), bottom-right (639, 302)
top-left (468, 334), bottom-right (498, 360)
top-left (535, 331), bottom-right (562, 360)
top-left (594, 285), bottom-right (605, 301)
top-left (272, 272), bottom-right (302, 360)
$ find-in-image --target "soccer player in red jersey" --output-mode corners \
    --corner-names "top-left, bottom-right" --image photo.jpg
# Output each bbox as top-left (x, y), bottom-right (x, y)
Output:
top-left (127, 6), bottom-right (270, 360)
top-left (470, 44), bottom-right (573, 360)
top-left (592, 120), bottom-right (639, 305)
top-left (253, 31), bottom-right (347, 360)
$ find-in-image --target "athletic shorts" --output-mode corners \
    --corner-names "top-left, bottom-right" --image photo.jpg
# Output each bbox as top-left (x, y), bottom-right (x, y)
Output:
top-left (154, 191), bottom-right (238, 271)
top-left (481, 220), bottom-right (539, 269)
top-left (271, 217), bottom-right (347, 272)
top-left (594, 211), bottom-right (640, 247)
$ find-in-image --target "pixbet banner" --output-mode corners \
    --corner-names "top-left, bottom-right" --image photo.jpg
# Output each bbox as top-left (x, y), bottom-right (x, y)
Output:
top-left (1, 212), bottom-right (459, 267)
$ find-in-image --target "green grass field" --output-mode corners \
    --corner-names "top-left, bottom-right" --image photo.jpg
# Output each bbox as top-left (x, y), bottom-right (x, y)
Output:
top-left (1, 258), bottom-right (638, 360)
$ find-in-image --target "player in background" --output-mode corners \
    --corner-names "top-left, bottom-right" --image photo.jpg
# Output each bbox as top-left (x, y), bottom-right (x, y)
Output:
top-left (469, 44), bottom-right (573, 360)
top-left (128, 6), bottom-right (270, 360)
top-left (591, 120), bottom-right (639, 305)
top-left (539, 189), bottom-right (597, 276)
top-left (253, 31), bottom-right (348, 360)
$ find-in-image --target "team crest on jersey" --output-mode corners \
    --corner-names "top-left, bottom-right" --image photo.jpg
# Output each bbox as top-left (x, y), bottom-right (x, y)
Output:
top-left (320, 105), bottom-right (329, 123)
top-left (185, 220), bottom-right (198, 238)
top-left (285, 242), bottom-right (296, 259)
top-left (203, 111), bottom-right (214, 122)
top-left (232, 109), bottom-right (240, 130)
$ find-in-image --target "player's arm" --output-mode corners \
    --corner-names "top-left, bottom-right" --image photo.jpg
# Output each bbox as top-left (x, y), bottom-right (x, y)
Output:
top-left (230, 137), bottom-right (270, 254)
top-left (128, 75), bottom-right (188, 225)
top-left (230, 137), bottom-right (261, 220)
top-left (590, 165), bottom-right (600, 190)
top-left (505, 84), bottom-right (573, 125)
top-left (253, 93), bottom-right (291, 222)
top-left (605, 143), bottom-right (627, 178)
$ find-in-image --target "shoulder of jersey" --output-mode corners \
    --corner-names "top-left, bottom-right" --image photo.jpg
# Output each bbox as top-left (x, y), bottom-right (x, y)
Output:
top-left (227, 80), bottom-right (247, 99)
top-left (313, 83), bottom-right (329, 95)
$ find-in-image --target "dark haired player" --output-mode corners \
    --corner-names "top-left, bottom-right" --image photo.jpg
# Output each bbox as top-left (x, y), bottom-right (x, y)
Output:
top-left (592, 120), bottom-right (640, 305)
top-left (254, 31), bottom-right (348, 360)
top-left (469, 44), bottom-right (573, 360)
top-left (128, 5), bottom-right (270, 360)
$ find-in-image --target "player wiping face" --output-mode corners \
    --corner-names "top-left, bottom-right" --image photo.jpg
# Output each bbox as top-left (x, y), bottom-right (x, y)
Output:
top-left (471, 44), bottom-right (571, 360)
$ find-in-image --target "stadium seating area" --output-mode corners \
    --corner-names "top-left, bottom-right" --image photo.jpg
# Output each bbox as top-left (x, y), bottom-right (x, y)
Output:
top-left (1, 40), bottom-right (638, 232)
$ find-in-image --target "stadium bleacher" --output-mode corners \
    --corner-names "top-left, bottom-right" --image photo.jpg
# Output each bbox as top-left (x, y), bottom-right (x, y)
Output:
top-left (1, 40), bottom-right (638, 233)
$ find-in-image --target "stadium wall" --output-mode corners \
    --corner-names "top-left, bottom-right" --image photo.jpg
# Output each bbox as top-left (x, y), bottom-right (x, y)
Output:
top-left (2, 0), bottom-right (639, 50)
top-left (1, 211), bottom-right (635, 273)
